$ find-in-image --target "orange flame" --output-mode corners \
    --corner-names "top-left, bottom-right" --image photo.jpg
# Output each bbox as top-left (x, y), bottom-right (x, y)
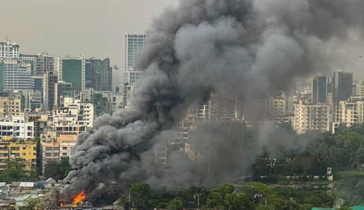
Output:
top-left (72, 191), bottom-right (86, 204)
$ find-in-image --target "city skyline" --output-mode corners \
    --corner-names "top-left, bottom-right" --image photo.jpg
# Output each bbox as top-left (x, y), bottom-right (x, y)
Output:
top-left (0, 0), bottom-right (178, 88)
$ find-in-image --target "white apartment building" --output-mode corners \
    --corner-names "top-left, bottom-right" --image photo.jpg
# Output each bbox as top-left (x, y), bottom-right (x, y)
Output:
top-left (0, 41), bottom-right (19, 59)
top-left (292, 100), bottom-right (333, 134)
top-left (335, 98), bottom-right (364, 127)
top-left (0, 115), bottom-right (34, 140)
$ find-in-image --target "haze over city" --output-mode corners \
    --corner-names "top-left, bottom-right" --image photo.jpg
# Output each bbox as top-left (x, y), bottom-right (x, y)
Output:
top-left (1, 0), bottom-right (364, 210)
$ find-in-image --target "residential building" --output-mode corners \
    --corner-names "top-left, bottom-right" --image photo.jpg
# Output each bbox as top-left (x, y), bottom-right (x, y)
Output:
top-left (292, 100), bottom-right (333, 134)
top-left (41, 141), bottom-right (59, 172)
top-left (58, 134), bottom-right (77, 159)
top-left (3, 59), bottom-right (32, 91)
top-left (333, 71), bottom-right (353, 103)
top-left (0, 97), bottom-right (22, 118)
top-left (335, 97), bottom-right (364, 127)
top-left (0, 139), bottom-right (36, 172)
top-left (26, 113), bottom-right (49, 138)
top-left (0, 40), bottom-right (19, 59)
top-left (57, 57), bottom-right (85, 91)
top-left (0, 115), bottom-right (34, 140)
top-left (0, 60), bottom-right (3, 91)
top-left (43, 71), bottom-right (57, 111)
top-left (353, 80), bottom-right (364, 98)
top-left (265, 94), bottom-right (287, 117)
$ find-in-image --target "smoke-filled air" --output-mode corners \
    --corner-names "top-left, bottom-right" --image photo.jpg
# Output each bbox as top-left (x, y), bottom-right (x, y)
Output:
top-left (62, 0), bottom-right (364, 203)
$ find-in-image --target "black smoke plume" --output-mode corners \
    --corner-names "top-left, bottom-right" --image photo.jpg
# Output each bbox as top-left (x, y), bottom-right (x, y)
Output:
top-left (62, 0), bottom-right (364, 202)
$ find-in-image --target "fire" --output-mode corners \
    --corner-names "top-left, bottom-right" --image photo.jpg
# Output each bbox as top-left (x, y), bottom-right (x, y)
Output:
top-left (72, 191), bottom-right (86, 204)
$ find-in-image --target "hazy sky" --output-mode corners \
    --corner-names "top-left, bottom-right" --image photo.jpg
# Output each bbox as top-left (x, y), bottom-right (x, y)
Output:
top-left (0, 0), bottom-right (178, 88)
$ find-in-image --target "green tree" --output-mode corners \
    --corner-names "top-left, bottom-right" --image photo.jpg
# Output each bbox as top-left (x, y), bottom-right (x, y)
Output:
top-left (1, 158), bottom-right (27, 182)
top-left (256, 204), bottom-right (276, 210)
top-left (129, 183), bottom-right (150, 209)
top-left (224, 193), bottom-right (252, 210)
top-left (44, 161), bottom-right (61, 180)
top-left (167, 198), bottom-right (183, 210)
top-left (206, 191), bottom-right (223, 209)
top-left (59, 157), bottom-right (71, 179)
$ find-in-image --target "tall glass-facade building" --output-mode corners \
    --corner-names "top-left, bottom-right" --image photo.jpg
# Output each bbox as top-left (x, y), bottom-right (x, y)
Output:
top-left (125, 34), bottom-right (147, 70)
top-left (57, 57), bottom-right (85, 91)
top-left (123, 34), bottom-right (147, 108)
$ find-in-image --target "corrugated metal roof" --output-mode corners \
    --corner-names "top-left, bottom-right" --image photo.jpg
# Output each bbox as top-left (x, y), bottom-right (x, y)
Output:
top-left (0, 182), bottom-right (6, 187)
top-left (351, 206), bottom-right (364, 210)
top-left (19, 182), bottom-right (34, 187)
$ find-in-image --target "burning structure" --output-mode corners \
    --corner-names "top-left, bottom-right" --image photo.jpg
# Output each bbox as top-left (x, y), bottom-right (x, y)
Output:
top-left (61, 0), bottom-right (364, 203)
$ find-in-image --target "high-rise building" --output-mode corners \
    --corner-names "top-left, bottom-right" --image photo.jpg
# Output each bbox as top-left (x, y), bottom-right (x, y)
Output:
top-left (123, 34), bottom-right (147, 108)
top-left (20, 54), bottom-right (37, 75)
top-left (57, 57), bottom-right (85, 91)
top-left (20, 53), bottom-right (54, 76)
top-left (85, 58), bottom-right (112, 91)
top-left (333, 71), bottom-right (353, 103)
top-left (36, 53), bottom-right (54, 75)
top-left (55, 81), bottom-right (74, 108)
top-left (43, 71), bottom-right (57, 111)
top-left (0, 40), bottom-right (19, 59)
top-left (312, 76), bottom-right (330, 104)
top-left (3, 59), bottom-right (32, 91)
top-left (0, 60), bottom-right (3, 91)
top-left (292, 100), bottom-right (333, 134)
top-left (125, 34), bottom-right (147, 70)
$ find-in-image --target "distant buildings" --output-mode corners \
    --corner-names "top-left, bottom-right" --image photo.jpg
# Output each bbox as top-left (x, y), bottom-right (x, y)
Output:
top-left (333, 71), bottom-right (353, 103)
top-left (57, 57), bottom-right (86, 91)
top-left (85, 58), bottom-right (112, 91)
top-left (0, 115), bottom-right (34, 140)
top-left (0, 40), bottom-right (19, 59)
top-left (0, 139), bottom-right (36, 171)
top-left (292, 100), bottom-right (333, 134)
top-left (123, 33), bottom-right (147, 108)
top-left (2, 59), bottom-right (32, 91)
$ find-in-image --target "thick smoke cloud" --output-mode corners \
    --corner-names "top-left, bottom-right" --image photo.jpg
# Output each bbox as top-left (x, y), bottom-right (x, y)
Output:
top-left (63, 0), bottom-right (364, 202)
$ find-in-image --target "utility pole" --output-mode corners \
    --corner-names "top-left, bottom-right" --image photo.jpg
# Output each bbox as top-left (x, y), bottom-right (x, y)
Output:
top-left (194, 193), bottom-right (201, 209)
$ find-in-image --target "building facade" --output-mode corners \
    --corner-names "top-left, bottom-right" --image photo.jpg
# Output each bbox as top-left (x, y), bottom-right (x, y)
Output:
top-left (3, 59), bottom-right (32, 91)
top-left (0, 115), bottom-right (34, 140)
top-left (85, 58), bottom-right (112, 91)
top-left (292, 100), bottom-right (333, 134)
top-left (333, 71), bottom-right (353, 103)
top-left (57, 57), bottom-right (85, 91)
top-left (0, 40), bottom-right (19, 59)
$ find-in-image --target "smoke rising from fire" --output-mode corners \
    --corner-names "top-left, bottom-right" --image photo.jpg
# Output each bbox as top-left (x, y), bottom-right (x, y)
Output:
top-left (62, 0), bottom-right (364, 201)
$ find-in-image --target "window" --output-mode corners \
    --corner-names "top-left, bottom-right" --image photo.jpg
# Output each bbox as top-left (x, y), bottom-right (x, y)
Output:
top-left (62, 147), bottom-right (67, 150)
